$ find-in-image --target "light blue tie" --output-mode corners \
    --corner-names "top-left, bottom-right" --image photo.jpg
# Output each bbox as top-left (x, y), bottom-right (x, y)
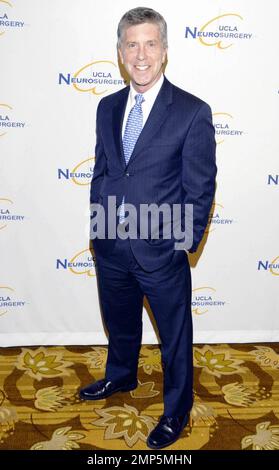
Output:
top-left (119, 93), bottom-right (145, 224)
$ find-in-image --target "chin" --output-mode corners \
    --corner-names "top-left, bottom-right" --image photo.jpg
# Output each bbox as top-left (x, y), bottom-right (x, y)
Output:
top-left (134, 77), bottom-right (153, 86)
top-left (135, 81), bottom-right (149, 87)
top-left (133, 75), bottom-right (150, 84)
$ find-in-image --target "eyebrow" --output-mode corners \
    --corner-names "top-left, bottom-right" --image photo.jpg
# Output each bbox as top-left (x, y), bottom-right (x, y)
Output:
top-left (126, 39), bottom-right (158, 44)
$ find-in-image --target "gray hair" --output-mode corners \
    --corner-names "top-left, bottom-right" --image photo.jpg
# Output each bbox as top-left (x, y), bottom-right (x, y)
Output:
top-left (117, 7), bottom-right (168, 49)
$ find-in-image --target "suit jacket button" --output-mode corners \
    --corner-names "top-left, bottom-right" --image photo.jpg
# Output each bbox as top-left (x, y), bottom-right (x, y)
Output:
top-left (125, 172), bottom-right (130, 177)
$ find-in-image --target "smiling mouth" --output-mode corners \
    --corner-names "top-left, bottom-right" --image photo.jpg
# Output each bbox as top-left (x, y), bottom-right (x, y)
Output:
top-left (134, 65), bottom-right (150, 71)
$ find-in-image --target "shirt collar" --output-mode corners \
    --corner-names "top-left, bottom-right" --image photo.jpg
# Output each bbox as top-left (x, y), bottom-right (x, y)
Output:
top-left (129, 73), bottom-right (164, 105)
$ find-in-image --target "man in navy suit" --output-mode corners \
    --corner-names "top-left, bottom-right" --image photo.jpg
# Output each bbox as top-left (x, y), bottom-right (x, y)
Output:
top-left (79, 7), bottom-right (217, 449)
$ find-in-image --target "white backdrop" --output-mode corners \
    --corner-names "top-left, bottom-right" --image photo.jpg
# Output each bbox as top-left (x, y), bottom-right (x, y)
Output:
top-left (0, 0), bottom-right (278, 346)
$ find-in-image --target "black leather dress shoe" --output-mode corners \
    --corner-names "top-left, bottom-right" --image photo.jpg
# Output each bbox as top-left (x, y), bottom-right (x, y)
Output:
top-left (79, 378), bottom-right (137, 401)
top-left (147, 414), bottom-right (189, 449)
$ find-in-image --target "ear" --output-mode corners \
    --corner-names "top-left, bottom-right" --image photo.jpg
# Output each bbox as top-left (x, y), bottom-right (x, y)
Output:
top-left (162, 47), bottom-right (168, 64)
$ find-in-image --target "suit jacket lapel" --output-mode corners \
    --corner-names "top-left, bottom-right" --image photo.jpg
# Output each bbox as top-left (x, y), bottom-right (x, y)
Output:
top-left (111, 77), bottom-right (173, 170)
top-left (111, 86), bottom-right (129, 170)
top-left (127, 77), bottom-right (173, 168)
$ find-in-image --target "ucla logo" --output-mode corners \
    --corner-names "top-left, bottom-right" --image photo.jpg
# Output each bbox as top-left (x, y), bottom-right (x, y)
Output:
top-left (0, 1), bottom-right (25, 36)
top-left (0, 285), bottom-right (26, 316)
top-left (206, 203), bottom-right (234, 233)
top-left (59, 60), bottom-right (125, 95)
top-left (258, 257), bottom-right (279, 276)
top-left (213, 112), bottom-right (244, 145)
top-left (56, 248), bottom-right (96, 276)
top-left (58, 157), bottom-right (94, 186)
top-left (0, 103), bottom-right (25, 137)
top-left (192, 287), bottom-right (226, 315)
top-left (185, 13), bottom-right (252, 49)
top-left (0, 197), bottom-right (25, 230)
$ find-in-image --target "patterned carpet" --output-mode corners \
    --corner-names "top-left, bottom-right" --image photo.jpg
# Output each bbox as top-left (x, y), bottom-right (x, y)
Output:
top-left (0, 343), bottom-right (279, 450)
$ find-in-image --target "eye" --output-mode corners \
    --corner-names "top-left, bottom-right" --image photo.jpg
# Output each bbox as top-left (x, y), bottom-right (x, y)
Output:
top-left (127, 42), bottom-right (136, 48)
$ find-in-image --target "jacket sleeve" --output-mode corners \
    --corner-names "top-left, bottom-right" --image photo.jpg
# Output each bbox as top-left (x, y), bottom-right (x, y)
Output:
top-left (90, 99), bottom-right (107, 204)
top-left (181, 102), bottom-right (217, 253)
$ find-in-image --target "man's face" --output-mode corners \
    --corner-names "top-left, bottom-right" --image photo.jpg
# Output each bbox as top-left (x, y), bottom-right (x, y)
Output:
top-left (118, 22), bottom-right (167, 93)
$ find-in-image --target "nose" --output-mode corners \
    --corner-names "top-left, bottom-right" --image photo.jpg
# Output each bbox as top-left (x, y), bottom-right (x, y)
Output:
top-left (136, 44), bottom-right (146, 61)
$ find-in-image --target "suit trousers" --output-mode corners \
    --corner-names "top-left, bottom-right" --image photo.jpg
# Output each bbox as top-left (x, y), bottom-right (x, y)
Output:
top-left (94, 232), bottom-right (193, 417)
